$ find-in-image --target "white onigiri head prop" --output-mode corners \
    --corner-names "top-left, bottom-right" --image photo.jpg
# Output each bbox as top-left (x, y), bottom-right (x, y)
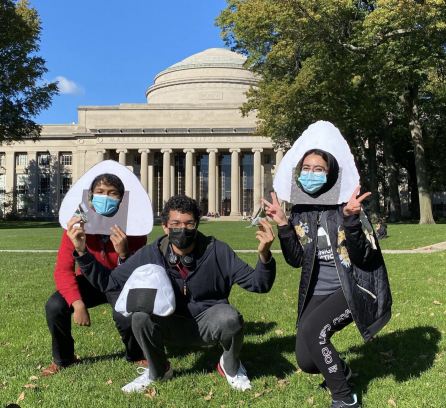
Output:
top-left (59, 160), bottom-right (153, 235)
top-left (115, 264), bottom-right (175, 317)
top-left (273, 121), bottom-right (359, 205)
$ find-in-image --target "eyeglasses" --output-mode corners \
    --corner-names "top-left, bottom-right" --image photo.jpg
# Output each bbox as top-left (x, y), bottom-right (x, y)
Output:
top-left (301, 165), bottom-right (327, 173)
top-left (167, 220), bottom-right (196, 230)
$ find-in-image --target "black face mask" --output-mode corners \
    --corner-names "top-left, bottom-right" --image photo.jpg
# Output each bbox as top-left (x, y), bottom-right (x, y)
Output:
top-left (168, 228), bottom-right (196, 249)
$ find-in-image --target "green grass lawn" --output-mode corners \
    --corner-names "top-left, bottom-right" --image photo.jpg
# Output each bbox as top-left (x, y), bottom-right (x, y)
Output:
top-left (0, 240), bottom-right (445, 407)
top-left (1, 221), bottom-right (446, 251)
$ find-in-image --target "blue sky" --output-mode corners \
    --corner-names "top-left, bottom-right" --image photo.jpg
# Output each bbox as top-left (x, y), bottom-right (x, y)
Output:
top-left (32, 0), bottom-right (229, 124)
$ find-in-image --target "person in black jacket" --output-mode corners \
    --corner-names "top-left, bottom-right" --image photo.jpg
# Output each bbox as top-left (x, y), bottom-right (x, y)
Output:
top-left (262, 149), bottom-right (391, 408)
top-left (376, 220), bottom-right (388, 240)
top-left (68, 195), bottom-right (276, 393)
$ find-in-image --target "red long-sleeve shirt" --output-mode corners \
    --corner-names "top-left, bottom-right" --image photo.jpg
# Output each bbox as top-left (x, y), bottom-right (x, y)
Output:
top-left (54, 231), bottom-right (147, 306)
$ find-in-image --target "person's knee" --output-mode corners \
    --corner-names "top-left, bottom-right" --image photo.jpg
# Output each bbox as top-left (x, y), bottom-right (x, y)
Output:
top-left (45, 293), bottom-right (68, 320)
top-left (112, 309), bottom-right (132, 332)
top-left (212, 305), bottom-right (244, 337)
top-left (131, 311), bottom-right (154, 333)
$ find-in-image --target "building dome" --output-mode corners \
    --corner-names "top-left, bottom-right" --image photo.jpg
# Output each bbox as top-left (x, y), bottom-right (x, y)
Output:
top-left (155, 48), bottom-right (247, 78)
top-left (145, 48), bottom-right (257, 105)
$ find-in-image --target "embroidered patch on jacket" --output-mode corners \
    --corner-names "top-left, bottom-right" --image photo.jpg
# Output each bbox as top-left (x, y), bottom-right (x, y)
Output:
top-left (294, 221), bottom-right (312, 246)
top-left (337, 227), bottom-right (351, 267)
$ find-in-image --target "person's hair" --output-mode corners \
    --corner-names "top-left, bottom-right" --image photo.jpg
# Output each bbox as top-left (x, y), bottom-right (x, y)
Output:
top-left (297, 148), bottom-right (339, 195)
top-left (161, 195), bottom-right (201, 227)
top-left (376, 219), bottom-right (382, 224)
top-left (89, 174), bottom-right (125, 199)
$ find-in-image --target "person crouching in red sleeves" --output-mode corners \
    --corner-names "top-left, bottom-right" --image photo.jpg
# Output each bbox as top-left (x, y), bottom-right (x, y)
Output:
top-left (41, 173), bottom-right (147, 376)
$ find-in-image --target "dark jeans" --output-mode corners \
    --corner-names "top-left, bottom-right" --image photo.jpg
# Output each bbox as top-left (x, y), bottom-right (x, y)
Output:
top-left (45, 274), bottom-right (142, 366)
top-left (132, 304), bottom-right (244, 380)
top-left (295, 288), bottom-right (354, 400)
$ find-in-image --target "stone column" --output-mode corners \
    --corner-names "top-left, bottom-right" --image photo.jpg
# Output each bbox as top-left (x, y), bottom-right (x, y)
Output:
top-left (147, 151), bottom-right (155, 205)
top-left (161, 149), bottom-right (172, 205)
top-left (192, 153), bottom-right (197, 200)
top-left (275, 148), bottom-right (286, 211)
top-left (138, 149), bottom-right (150, 192)
top-left (229, 148), bottom-right (241, 216)
top-left (252, 148), bottom-right (263, 210)
top-left (116, 148), bottom-right (128, 166)
top-left (207, 149), bottom-right (218, 213)
top-left (170, 159), bottom-right (175, 197)
top-left (49, 151), bottom-right (60, 215)
top-left (96, 149), bottom-right (106, 164)
top-left (184, 149), bottom-right (195, 198)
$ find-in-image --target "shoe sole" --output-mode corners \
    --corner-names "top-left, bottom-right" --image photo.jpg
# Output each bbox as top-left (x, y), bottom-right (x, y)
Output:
top-left (217, 363), bottom-right (226, 378)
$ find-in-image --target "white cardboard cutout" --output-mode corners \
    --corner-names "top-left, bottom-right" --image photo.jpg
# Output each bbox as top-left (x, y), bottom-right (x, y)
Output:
top-left (115, 264), bottom-right (175, 317)
top-left (274, 121), bottom-right (359, 205)
top-left (59, 160), bottom-right (153, 236)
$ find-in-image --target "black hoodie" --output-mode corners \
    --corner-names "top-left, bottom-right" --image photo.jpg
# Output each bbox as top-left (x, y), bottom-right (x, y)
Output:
top-left (74, 231), bottom-right (276, 317)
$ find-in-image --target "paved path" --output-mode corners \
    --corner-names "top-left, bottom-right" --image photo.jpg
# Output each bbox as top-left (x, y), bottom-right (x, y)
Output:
top-left (2, 241), bottom-right (446, 254)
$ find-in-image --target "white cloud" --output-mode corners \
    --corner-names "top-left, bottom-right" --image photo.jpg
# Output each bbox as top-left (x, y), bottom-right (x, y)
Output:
top-left (54, 76), bottom-right (85, 96)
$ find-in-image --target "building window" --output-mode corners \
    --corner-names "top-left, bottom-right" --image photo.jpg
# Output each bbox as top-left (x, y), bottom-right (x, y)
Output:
top-left (16, 153), bottom-right (28, 166)
top-left (0, 174), bottom-right (5, 194)
top-left (0, 153), bottom-right (5, 167)
top-left (16, 174), bottom-right (30, 212)
top-left (133, 155), bottom-right (141, 165)
top-left (60, 173), bottom-right (72, 195)
top-left (38, 174), bottom-right (50, 194)
top-left (38, 153), bottom-right (51, 166)
top-left (60, 153), bottom-right (72, 166)
top-left (264, 153), bottom-right (275, 165)
top-left (16, 174), bottom-right (29, 194)
top-left (38, 195), bottom-right (50, 212)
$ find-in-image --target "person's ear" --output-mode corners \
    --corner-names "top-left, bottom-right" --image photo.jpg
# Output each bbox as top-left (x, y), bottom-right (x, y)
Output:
top-left (162, 224), bottom-right (169, 235)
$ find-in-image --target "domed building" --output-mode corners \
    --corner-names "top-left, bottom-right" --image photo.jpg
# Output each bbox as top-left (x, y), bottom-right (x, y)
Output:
top-left (0, 48), bottom-right (285, 218)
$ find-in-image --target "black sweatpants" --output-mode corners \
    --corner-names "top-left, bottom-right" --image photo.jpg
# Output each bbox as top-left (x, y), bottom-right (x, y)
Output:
top-left (45, 274), bottom-right (142, 366)
top-left (295, 288), bottom-right (353, 400)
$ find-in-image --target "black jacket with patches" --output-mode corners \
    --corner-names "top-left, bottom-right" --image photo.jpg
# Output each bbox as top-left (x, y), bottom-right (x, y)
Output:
top-left (75, 231), bottom-right (276, 318)
top-left (278, 205), bottom-right (392, 342)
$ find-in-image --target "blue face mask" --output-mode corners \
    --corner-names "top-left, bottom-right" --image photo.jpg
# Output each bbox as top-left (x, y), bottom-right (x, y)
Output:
top-left (92, 194), bottom-right (120, 215)
top-left (298, 171), bottom-right (327, 194)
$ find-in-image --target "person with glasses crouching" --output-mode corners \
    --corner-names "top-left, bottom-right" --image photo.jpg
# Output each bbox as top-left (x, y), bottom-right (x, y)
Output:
top-left (69, 195), bottom-right (277, 393)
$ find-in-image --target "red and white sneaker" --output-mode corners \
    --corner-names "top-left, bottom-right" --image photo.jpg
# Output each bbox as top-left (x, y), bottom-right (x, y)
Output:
top-left (218, 355), bottom-right (252, 391)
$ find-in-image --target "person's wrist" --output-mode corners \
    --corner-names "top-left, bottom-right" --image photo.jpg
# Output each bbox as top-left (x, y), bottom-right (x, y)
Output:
top-left (72, 300), bottom-right (85, 310)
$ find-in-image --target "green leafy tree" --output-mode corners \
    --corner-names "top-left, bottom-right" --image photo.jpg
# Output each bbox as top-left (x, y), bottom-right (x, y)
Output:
top-left (217, 0), bottom-right (446, 224)
top-left (0, 0), bottom-right (58, 145)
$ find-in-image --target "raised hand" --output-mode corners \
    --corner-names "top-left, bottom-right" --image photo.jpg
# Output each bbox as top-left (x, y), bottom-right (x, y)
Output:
top-left (261, 192), bottom-right (288, 226)
top-left (67, 217), bottom-right (86, 255)
top-left (343, 186), bottom-right (371, 216)
top-left (255, 218), bottom-right (276, 263)
top-left (110, 224), bottom-right (130, 259)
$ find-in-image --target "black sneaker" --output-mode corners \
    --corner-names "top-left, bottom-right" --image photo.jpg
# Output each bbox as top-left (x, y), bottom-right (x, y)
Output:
top-left (329, 393), bottom-right (359, 407)
top-left (317, 358), bottom-right (352, 392)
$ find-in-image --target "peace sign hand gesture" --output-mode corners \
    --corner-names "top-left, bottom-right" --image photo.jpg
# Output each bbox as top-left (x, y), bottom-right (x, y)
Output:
top-left (343, 186), bottom-right (371, 216)
top-left (261, 192), bottom-right (288, 227)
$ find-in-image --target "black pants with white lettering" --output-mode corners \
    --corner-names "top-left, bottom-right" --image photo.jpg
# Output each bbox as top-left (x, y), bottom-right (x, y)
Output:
top-left (295, 288), bottom-right (353, 400)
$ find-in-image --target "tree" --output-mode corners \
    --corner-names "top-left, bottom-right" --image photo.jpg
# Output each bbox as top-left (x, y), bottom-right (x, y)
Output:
top-left (216, 0), bottom-right (446, 223)
top-left (0, 0), bottom-right (58, 145)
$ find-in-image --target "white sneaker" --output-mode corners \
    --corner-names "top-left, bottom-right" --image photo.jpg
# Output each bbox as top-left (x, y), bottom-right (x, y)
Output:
top-left (121, 362), bottom-right (173, 393)
top-left (218, 356), bottom-right (252, 391)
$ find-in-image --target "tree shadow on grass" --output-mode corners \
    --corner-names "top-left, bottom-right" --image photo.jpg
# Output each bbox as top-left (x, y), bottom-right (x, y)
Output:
top-left (348, 326), bottom-right (441, 401)
top-left (0, 221), bottom-right (60, 229)
top-left (165, 321), bottom-right (297, 379)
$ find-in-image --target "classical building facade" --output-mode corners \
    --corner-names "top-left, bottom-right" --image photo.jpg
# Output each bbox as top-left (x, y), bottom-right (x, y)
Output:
top-left (0, 48), bottom-right (285, 218)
